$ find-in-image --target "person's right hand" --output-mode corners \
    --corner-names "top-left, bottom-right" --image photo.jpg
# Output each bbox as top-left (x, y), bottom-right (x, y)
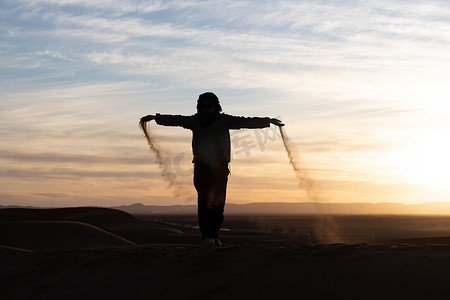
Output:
top-left (140, 115), bottom-right (155, 122)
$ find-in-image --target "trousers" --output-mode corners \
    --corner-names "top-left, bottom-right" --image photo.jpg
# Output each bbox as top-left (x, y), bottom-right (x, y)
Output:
top-left (193, 162), bottom-right (229, 239)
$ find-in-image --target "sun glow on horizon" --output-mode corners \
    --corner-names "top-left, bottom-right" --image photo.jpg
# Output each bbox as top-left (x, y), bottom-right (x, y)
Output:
top-left (390, 129), bottom-right (450, 191)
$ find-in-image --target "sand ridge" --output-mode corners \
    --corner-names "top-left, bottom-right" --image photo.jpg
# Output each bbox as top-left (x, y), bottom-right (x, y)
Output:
top-left (0, 221), bottom-right (136, 251)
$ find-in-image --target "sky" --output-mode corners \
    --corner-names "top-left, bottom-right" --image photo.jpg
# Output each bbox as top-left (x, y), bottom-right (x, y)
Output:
top-left (1, 0), bottom-right (450, 208)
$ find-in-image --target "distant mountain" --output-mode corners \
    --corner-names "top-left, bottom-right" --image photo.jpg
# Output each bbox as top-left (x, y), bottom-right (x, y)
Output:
top-left (111, 202), bottom-right (450, 215)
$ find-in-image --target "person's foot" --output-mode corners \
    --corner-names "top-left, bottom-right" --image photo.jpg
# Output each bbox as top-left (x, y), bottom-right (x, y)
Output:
top-left (203, 238), bottom-right (215, 247)
top-left (214, 238), bottom-right (223, 246)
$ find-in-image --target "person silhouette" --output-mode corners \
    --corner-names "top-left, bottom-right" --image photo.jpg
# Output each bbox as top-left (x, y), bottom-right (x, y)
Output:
top-left (141, 92), bottom-right (284, 246)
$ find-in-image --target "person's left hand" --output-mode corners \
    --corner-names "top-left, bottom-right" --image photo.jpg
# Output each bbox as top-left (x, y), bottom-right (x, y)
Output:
top-left (270, 118), bottom-right (285, 127)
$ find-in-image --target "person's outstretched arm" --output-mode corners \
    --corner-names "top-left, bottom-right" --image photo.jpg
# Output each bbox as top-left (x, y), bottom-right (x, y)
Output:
top-left (227, 115), bottom-right (284, 129)
top-left (140, 113), bottom-right (195, 129)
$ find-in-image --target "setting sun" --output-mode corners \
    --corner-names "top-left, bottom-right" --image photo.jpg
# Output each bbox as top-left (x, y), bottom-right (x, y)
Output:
top-left (391, 129), bottom-right (450, 190)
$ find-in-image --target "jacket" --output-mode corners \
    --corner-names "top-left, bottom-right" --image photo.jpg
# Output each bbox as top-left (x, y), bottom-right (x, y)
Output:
top-left (155, 113), bottom-right (271, 165)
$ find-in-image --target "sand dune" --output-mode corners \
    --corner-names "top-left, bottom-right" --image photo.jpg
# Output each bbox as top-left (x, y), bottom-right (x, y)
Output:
top-left (0, 207), bottom-right (186, 247)
top-left (0, 206), bottom-right (180, 232)
top-left (3, 208), bottom-right (450, 299)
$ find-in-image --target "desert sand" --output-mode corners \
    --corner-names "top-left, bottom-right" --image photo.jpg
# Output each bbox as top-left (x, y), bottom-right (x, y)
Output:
top-left (2, 207), bottom-right (450, 299)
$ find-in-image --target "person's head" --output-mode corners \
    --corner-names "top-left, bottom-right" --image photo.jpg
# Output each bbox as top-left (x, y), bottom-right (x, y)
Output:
top-left (196, 92), bottom-right (222, 114)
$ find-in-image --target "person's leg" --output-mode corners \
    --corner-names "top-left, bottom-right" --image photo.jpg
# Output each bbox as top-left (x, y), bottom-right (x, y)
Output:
top-left (208, 163), bottom-right (229, 239)
top-left (194, 163), bottom-right (209, 239)
top-left (194, 163), bottom-right (229, 241)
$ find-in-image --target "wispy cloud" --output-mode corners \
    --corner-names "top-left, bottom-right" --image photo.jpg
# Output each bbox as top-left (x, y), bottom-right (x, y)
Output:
top-left (1, 167), bottom-right (159, 180)
top-left (0, 148), bottom-right (155, 165)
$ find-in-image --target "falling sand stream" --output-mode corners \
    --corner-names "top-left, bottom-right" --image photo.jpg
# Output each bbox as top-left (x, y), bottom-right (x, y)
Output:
top-left (139, 120), bottom-right (189, 198)
top-left (279, 126), bottom-right (341, 243)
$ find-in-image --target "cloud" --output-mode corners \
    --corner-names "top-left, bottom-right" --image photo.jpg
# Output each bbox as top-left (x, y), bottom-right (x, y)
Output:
top-left (0, 148), bottom-right (153, 165)
top-left (5, 0), bottom-right (450, 93)
top-left (0, 189), bottom-right (178, 207)
top-left (1, 166), bottom-right (160, 181)
top-left (10, 0), bottom-right (167, 14)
